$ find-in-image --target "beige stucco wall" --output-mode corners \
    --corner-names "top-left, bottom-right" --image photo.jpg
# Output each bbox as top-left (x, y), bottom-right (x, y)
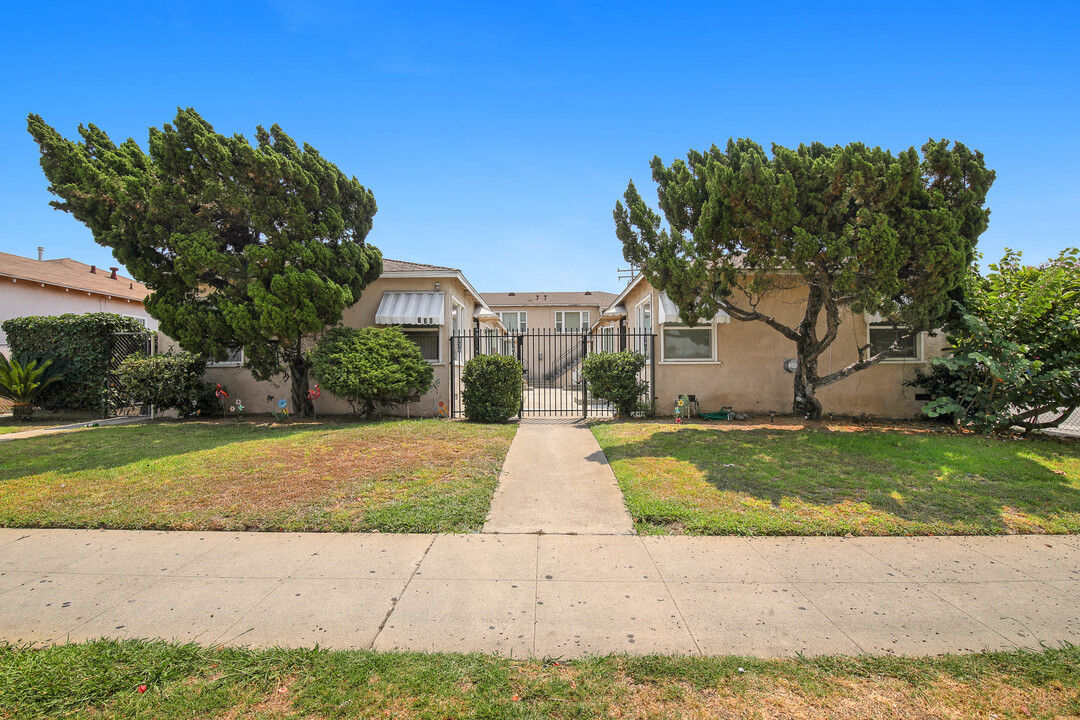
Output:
top-left (200, 273), bottom-right (485, 417)
top-left (0, 280), bottom-right (157, 352)
top-left (615, 279), bottom-right (946, 419)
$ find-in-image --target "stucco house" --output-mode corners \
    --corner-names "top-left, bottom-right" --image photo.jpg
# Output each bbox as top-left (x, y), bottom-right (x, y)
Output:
top-left (0, 248), bottom-right (157, 354)
top-left (202, 259), bottom-right (502, 417)
top-left (591, 272), bottom-right (944, 418)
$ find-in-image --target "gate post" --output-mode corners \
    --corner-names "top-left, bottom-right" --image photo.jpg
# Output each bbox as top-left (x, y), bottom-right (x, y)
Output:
top-left (449, 332), bottom-right (456, 418)
top-left (581, 332), bottom-right (588, 420)
top-left (516, 333), bottom-right (525, 419)
top-left (650, 333), bottom-right (657, 413)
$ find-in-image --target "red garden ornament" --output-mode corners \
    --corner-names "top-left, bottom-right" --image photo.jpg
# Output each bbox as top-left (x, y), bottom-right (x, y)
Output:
top-left (306, 384), bottom-right (321, 419)
top-left (214, 384), bottom-right (228, 400)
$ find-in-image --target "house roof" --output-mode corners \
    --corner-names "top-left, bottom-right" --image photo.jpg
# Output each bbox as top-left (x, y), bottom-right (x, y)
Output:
top-left (0, 251), bottom-right (150, 301)
top-left (481, 291), bottom-right (618, 308)
top-left (382, 258), bottom-right (460, 274)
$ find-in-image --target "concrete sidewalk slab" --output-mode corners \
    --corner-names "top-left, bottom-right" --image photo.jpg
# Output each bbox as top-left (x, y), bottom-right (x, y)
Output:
top-left (374, 578), bottom-right (535, 656)
top-left (794, 582), bottom-right (1013, 655)
top-left (534, 581), bottom-right (696, 656)
top-left (0, 415), bottom-right (149, 442)
top-left (74, 577), bottom-right (281, 645)
top-left (222, 577), bottom-right (405, 649)
top-left (483, 420), bottom-right (632, 534)
top-left (666, 582), bottom-right (861, 657)
top-left (2, 529), bottom-right (1078, 658)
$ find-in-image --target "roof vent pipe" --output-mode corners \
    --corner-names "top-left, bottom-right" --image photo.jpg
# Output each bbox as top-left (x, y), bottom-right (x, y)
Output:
top-left (37, 246), bottom-right (44, 261)
top-left (89, 265), bottom-right (96, 274)
top-left (109, 267), bottom-right (118, 279)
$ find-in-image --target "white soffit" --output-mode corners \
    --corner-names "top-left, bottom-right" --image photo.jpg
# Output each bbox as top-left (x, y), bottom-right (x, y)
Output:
top-left (375, 291), bottom-right (445, 325)
top-left (657, 291), bottom-right (731, 325)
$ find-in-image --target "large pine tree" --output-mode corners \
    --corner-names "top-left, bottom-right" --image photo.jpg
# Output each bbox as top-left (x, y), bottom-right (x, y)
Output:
top-left (615, 139), bottom-right (994, 418)
top-left (28, 108), bottom-right (382, 415)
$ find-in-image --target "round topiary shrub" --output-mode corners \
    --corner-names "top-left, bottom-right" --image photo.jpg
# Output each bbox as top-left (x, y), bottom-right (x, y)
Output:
top-left (580, 351), bottom-right (648, 417)
top-left (116, 351), bottom-right (216, 416)
top-left (311, 326), bottom-right (434, 418)
top-left (462, 354), bottom-right (522, 423)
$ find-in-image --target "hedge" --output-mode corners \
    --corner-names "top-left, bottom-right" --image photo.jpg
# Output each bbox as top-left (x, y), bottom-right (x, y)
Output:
top-left (2, 313), bottom-right (150, 411)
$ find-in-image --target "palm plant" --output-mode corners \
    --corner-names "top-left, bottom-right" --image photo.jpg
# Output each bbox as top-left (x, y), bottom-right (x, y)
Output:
top-left (0, 354), bottom-right (64, 422)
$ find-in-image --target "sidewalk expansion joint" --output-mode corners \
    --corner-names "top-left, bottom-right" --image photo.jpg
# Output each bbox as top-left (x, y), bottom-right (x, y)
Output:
top-left (368, 533), bottom-right (438, 649)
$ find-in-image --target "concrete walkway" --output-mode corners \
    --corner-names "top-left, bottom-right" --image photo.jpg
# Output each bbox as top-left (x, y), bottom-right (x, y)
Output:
top-left (0, 415), bottom-right (148, 442)
top-left (483, 420), bottom-right (633, 534)
top-left (2, 529), bottom-right (1078, 657)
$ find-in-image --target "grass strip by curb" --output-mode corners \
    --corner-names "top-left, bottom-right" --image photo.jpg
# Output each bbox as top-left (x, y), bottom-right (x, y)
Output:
top-left (1, 639), bottom-right (1077, 719)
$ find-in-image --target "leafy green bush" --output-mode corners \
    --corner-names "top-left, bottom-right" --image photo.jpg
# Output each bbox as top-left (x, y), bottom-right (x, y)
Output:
top-left (581, 351), bottom-right (648, 417)
top-left (0, 355), bottom-right (64, 421)
top-left (2, 313), bottom-right (148, 411)
top-left (462, 354), bottom-right (522, 423)
top-left (115, 352), bottom-right (215, 416)
top-left (909, 248), bottom-right (1080, 432)
top-left (310, 327), bottom-right (434, 418)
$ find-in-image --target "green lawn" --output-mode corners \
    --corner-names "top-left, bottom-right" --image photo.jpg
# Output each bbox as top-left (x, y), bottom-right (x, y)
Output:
top-left (1, 640), bottom-right (1077, 719)
top-left (0, 419), bottom-right (516, 533)
top-left (592, 421), bottom-right (1080, 536)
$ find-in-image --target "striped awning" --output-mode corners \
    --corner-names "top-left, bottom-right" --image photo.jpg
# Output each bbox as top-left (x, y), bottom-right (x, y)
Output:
top-left (375, 291), bottom-right (445, 325)
top-left (657, 291), bottom-right (730, 325)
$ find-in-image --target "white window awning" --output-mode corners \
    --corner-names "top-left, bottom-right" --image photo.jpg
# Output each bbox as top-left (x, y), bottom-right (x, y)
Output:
top-left (375, 291), bottom-right (445, 325)
top-left (657, 291), bottom-right (730, 325)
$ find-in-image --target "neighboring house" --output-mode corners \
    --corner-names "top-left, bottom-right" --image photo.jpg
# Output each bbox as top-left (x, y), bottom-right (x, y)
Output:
top-left (202, 259), bottom-right (502, 416)
top-left (592, 273), bottom-right (945, 418)
top-left (480, 291), bottom-right (617, 385)
top-left (0, 248), bottom-right (156, 353)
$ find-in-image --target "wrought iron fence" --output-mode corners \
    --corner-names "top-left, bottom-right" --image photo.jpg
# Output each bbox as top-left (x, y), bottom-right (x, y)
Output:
top-left (449, 329), bottom-right (655, 419)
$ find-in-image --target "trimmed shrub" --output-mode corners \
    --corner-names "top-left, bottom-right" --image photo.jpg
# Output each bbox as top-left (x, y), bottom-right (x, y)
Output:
top-left (116, 352), bottom-right (216, 416)
top-left (462, 354), bottom-right (522, 423)
top-left (2, 313), bottom-right (149, 411)
top-left (581, 351), bottom-right (648, 417)
top-left (310, 326), bottom-right (434, 418)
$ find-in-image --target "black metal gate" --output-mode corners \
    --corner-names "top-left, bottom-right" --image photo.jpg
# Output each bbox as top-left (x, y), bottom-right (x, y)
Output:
top-left (105, 331), bottom-right (155, 418)
top-left (449, 329), bottom-right (655, 419)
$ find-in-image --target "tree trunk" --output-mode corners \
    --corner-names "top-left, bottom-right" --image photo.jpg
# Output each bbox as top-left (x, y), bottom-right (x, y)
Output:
top-left (289, 354), bottom-right (315, 418)
top-left (792, 368), bottom-right (823, 419)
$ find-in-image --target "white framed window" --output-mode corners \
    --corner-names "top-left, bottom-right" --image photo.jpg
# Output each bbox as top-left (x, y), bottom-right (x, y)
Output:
top-left (555, 311), bottom-right (589, 333)
top-left (402, 329), bottom-right (441, 362)
top-left (122, 314), bottom-right (147, 327)
top-left (868, 322), bottom-right (923, 362)
top-left (600, 325), bottom-right (616, 353)
top-left (635, 297), bottom-right (653, 357)
top-left (499, 311), bottom-right (527, 333)
top-left (661, 326), bottom-right (713, 362)
top-left (208, 348), bottom-right (244, 367)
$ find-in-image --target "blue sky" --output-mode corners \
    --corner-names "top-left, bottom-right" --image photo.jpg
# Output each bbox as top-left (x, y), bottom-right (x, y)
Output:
top-left (1, 1), bottom-right (1076, 294)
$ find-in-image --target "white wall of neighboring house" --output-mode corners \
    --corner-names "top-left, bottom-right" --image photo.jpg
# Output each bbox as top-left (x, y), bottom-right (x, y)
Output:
top-left (0, 273), bottom-right (157, 355)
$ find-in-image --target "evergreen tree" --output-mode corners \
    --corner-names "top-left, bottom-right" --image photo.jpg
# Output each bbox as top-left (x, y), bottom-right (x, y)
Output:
top-left (27, 109), bottom-right (382, 415)
top-left (615, 139), bottom-right (994, 418)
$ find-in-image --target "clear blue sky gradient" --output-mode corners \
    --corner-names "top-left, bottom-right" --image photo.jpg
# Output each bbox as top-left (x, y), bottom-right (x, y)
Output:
top-left (1, 1), bottom-right (1076, 294)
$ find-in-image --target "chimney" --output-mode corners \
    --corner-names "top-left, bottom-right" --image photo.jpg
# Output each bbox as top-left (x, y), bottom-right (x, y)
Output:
top-left (37, 246), bottom-right (44, 261)
top-left (89, 265), bottom-right (96, 274)
top-left (109, 267), bottom-right (118, 279)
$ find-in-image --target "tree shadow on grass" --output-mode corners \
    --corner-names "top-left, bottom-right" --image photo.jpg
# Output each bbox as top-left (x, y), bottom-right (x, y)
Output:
top-left (599, 427), bottom-right (1080, 533)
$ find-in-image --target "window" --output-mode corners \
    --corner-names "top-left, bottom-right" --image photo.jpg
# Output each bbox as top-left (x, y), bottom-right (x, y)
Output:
top-left (868, 323), bottom-right (920, 361)
top-left (662, 327), bottom-right (712, 361)
top-left (402, 329), bottom-right (440, 362)
top-left (123, 315), bottom-right (147, 327)
top-left (555, 311), bottom-right (589, 333)
top-left (208, 348), bottom-right (244, 367)
top-left (635, 298), bottom-right (652, 358)
top-left (600, 326), bottom-right (616, 353)
top-left (499, 311), bottom-right (527, 333)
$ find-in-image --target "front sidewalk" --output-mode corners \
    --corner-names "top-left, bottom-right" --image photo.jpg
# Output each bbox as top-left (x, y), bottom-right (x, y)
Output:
top-left (2, 528), bottom-right (1078, 657)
